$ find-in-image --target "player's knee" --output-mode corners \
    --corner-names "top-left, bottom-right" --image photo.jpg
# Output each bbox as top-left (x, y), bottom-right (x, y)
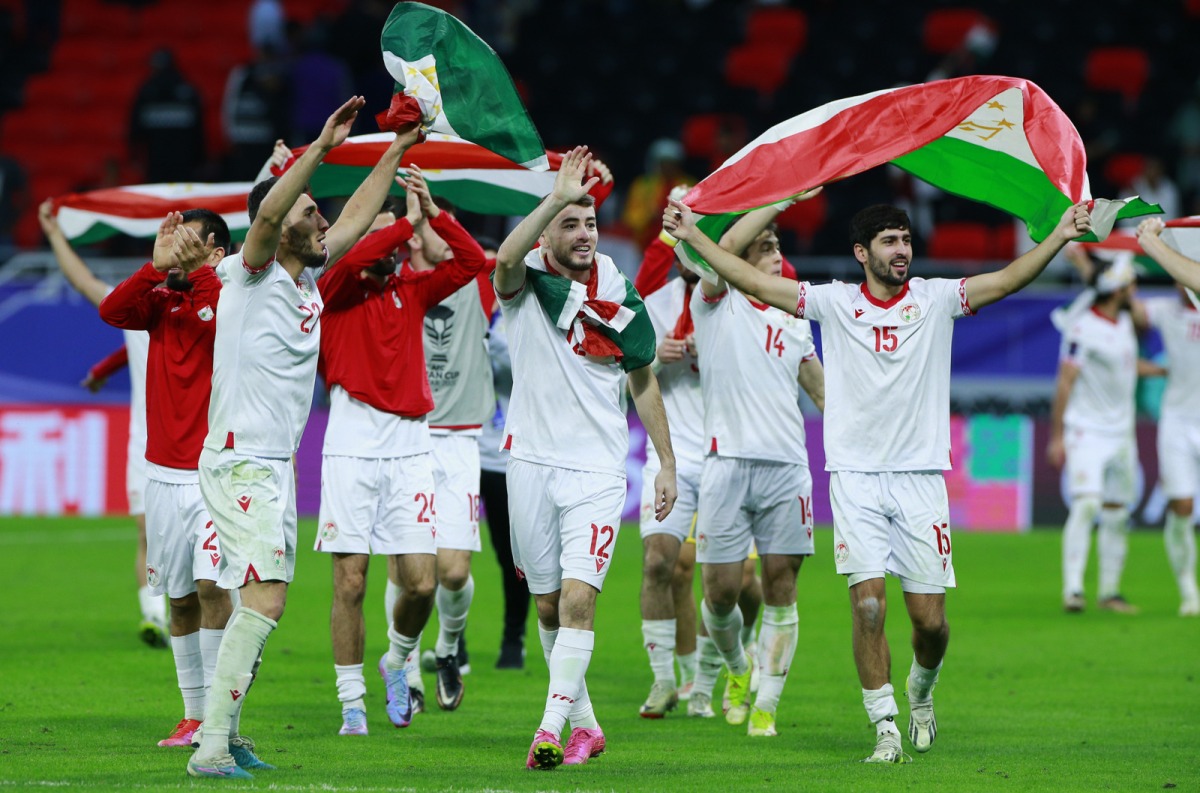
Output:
top-left (438, 567), bottom-right (470, 590)
top-left (333, 569), bottom-right (369, 604)
top-left (534, 599), bottom-right (559, 629)
top-left (912, 611), bottom-right (948, 640)
top-left (405, 574), bottom-right (437, 603)
top-left (642, 548), bottom-right (675, 586)
top-left (169, 593), bottom-right (200, 618)
top-left (1169, 498), bottom-right (1194, 518)
top-left (852, 595), bottom-right (886, 632)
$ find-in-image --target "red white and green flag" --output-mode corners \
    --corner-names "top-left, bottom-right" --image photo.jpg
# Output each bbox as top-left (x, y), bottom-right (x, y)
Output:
top-left (380, 2), bottom-right (547, 170)
top-left (680, 75), bottom-right (1159, 277)
top-left (286, 133), bottom-right (573, 215)
top-left (1081, 216), bottom-right (1200, 284)
top-left (52, 183), bottom-right (252, 244)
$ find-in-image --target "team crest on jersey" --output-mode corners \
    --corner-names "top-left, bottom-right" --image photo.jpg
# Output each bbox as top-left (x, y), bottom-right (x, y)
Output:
top-left (146, 565), bottom-right (160, 588)
top-left (197, 305), bottom-right (214, 322)
top-left (835, 541), bottom-right (850, 564)
top-left (320, 522), bottom-right (338, 542)
top-left (272, 547), bottom-right (286, 570)
top-left (900, 304), bottom-right (921, 322)
top-left (297, 279), bottom-right (312, 299)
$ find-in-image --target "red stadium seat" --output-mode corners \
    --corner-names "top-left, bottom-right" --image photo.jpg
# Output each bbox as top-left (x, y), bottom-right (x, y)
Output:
top-left (60, 0), bottom-right (136, 38)
top-left (745, 7), bottom-right (807, 58)
top-left (1104, 152), bottom-right (1145, 190)
top-left (776, 190), bottom-right (829, 249)
top-left (681, 113), bottom-right (746, 163)
top-left (1084, 46), bottom-right (1150, 104)
top-left (990, 223), bottom-right (1016, 260)
top-left (928, 222), bottom-right (992, 260)
top-left (922, 9), bottom-right (990, 55)
top-left (724, 44), bottom-right (793, 99)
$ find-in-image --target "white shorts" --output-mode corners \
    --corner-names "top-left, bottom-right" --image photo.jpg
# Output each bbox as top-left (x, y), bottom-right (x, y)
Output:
top-left (127, 453), bottom-right (147, 516)
top-left (144, 474), bottom-right (222, 598)
top-left (695, 457), bottom-right (815, 564)
top-left (199, 448), bottom-right (297, 588)
top-left (639, 458), bottom-right (701, 542)
top-left (431, 435), bottom-right (482, 552)
top-left (830, 471), bottom-right (956, 589)
top-left (316, 455), bottom-right (438, 556)
top-left (1065, 427), bottom-right (1136, 502)
top-left (1158, 416), bottom-right (1200, 501)
top-left (506, 459), bottom-right (626, 595)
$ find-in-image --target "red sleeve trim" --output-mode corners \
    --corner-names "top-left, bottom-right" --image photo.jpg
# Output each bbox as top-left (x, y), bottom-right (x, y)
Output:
top-left (89, 346), bottom-right (129, 380)
top-left (701, 288), bottom-right (727, 304)
top-left (497, 283), bottom-right (524, 301)
top-left (243, 255), bottom-right (274, 274)
top-left (431, 424), bottom-right (484, 431)
top-left (801, 352), bottom-right (817, 362)
top-left (795, 282), bottom-right (807, 318)
top-left (958, 277), bottom-right (974, 316)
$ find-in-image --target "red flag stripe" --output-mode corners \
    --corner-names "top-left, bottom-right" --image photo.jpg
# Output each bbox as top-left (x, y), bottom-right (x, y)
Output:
top-left (290, 140), bottom-right (566, 171)
top-left (54, 190), bottom-right (250, 219)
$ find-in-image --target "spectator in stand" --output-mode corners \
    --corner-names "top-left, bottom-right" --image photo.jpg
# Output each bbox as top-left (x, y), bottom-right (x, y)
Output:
top-left (129, 50), bottom-right (205, 183)
top-left (249, 0), bottom-right (287, 54)
top-left (288, 23), bottom-right (354, 143)
top-left (222, 46), bottom-right (291, 181)
top-left (622, 139), bottom-right (692, 250)
top-left (0, 154), bottom-right (27, 259)
top-left (1131, 157), bottom-right (1181, 221)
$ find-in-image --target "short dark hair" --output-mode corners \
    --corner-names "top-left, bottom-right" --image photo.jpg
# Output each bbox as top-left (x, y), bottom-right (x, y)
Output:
top-left (535, 193), bottom-right (596, 210)
top-left (180, 208), bottom-right (231, 254)
top-left (474, 235), bottom-right (499, 253)
top-left (849, 205), bottom-right (910, 249)
top-left (247, 176), bottom-right (280, 223)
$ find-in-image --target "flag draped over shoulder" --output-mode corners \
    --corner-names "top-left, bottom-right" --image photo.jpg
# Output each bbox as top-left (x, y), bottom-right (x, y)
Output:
top-left (288, 133), bottom-right (559, 215)
top-left (380, 2), bottom-right (547, 170)
top-left (521, 249), bottom-right (656, 372)
top-left (679, 75), bottom-right (1160, 279)
top-left (52, 183), bottom-right (252, 244)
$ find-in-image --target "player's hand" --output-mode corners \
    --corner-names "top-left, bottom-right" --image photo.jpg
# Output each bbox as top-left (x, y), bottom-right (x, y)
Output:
top-left (1055, 201), bottom-right (1092, 242)
top-left (401, 173), bottom-right (424, 226)
top-left (38, 198), bottom-right (62, 238)
top-left (652, 467), bottom-right (678, 522)
top-left (1046, 437), bottom-right (1065, 469)
top-left (662, 198), bottom-right (696, 242)
top-left (1136, 217), bottom-right (1166, 243)
top-left (172, 223), bottom-right (215, 274)
top-left (551, 146), bottom-right (600, 205)
top-left (406, 165), bottom-right (439, 219)
top-left (588, 156), bottom-right (613, 186)
top-left (151, 212), bottom-right (184, 272)
top-left (80, 372), bottom-right (106, 392)
top-left (657, 336), bottom-right (687, 364)
top-left (269, 139), bottom-right (293, 170)
top-left (684, 333), bottom-right (697, 357)
top-left (393, 124), bottom-right (422, 150)
top-left (316, 96), bottom-right (366, 151)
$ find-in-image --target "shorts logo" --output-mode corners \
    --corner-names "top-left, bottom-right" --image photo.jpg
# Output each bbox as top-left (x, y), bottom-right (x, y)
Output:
top-left (146, 565), bottom-right (160, 588)
top-left (272, 547), bottom-right (285, 571)
top-left (640, 502), bottom-right (654, 523)
top-left (595, 557), bottom-right (606, 573)
top-left (230, 689), bottom-right (243, 701)
top-left (696, 532), bottom-right (708, 553)
top-left (320, 522), bottom-right (338, 542)
top-left (197, 305), bottom-right (214, 322)
top-left (900, 304), bottom-right (921, 322)
top-left (237, 495), bottom-right (252, 512)
top-left (835, 541), bottom-right (850, 564)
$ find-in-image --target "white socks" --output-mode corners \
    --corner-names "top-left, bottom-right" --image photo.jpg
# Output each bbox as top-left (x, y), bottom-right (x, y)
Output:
top-left (641, 619), bottom-right (676, 684)
top-left (676, 650), bottom-right (697, 687)
top-left (1062, 496), bottom-right (1099, 598)
top-left (435, 576), bottom-right (474, 658)
top-left (1097, 507), bottom-right (1129, 599)
top-left (384, 578), bottom-right (401, 633)
top-left (199, 628), bottom-right (224, 695)
top-left (196, 607), bottom-right (276, 759)
top-left (693, 635), bottom-right (723, 700)
top-left (539, 627), bottom-right (594, 737)
top-left (753, 604), bottom-right (798, 714)
top-left (537, 623), bottom-right (598, 731)
top-left (1165, 511), bottom-right (1199, 602)
top-left (700, 600), bottom-right (748, 675)
top-left (171, 632), bottom-right (205, 720)
top-left (907, 658), bottom-right (941, 702)
top-left (386, 626), bottom-right (420, 672)
top-left (335, 663), bottom-right (366, 712)
top-left (863, 683), bottom-right (900, 733)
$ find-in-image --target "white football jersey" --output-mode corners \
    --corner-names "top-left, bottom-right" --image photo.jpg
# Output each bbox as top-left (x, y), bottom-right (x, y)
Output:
top-left (323, 385), bottom-right (432, 458)
top-left (204, 252), bottom-right (324, 458)
top-left (693, 285), bottom-right (815, 465)
top-left (643, 278), bottom-right (704, 469)
top-left (796, 277), bottom-right (972, 472)
top-left (1144, 297), bottom-right (1200, 422)
top-left (123, 328), bottom-right (149, 461)
top-left (497, 254), bottom-right (628, 477)
top-left (1060, 307), bottom-right (1137, 435)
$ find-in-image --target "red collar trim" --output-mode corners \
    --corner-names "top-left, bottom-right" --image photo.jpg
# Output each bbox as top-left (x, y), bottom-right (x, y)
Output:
top-left (1089, 305), bottom-right (1119, 325)
top-left (859, 281), bottom-right (909, 308)
top-left (748, 298), bottom-right (771, 312)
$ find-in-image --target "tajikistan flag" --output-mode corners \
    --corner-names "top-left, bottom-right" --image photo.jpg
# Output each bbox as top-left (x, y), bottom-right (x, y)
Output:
top-left (681, 75), bottom-right (1159, 277)
top-left (53, 183), bottom-right (252, 244)
top-left (1081, 216), bottom-right (1200, 280)
top-left (380, 2), bottom-right (547, 171)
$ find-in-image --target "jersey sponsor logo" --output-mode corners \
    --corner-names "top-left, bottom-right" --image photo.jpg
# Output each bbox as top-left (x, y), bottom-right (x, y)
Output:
top-left (146, 564), bottom-right (160, 588)
top-left (834, 541), bottom-right (850, 564)
top-left (900, 304), bottom-right (921, 322)
top-left (319, 522), bottom-right (338, 542)
top-left (854, 308), bottom-right (865, 319)
top-left (237, 495), bottom-right (252, 512)
top-left (198, 305), bottom-right (214, 322)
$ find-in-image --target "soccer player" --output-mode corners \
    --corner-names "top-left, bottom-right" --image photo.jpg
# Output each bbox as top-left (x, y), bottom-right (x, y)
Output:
top-left (664, 197), bottom-right (1092, 762)
top-left (317, 168), bottom-right (485, 735)
top-left (688, 206), bottom-right (824, 737)
top-left (494, 147), bottom-right (677, 770)
top-left (1137, 217), bottom-right (1200, 292)
top-left (1048, 259), bottom-right (1160, 614)
top-left (187, 97), bottom-right (414, 778)
top-left (98, 210), bottom-right (235, 748)
top-left (1140, 284), bottom-right (1200, 616)
top-left (39, 200), bottom-right (166, 647)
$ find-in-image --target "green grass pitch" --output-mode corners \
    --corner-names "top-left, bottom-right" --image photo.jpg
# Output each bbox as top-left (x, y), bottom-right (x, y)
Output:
top-left (0, 516), bottom-right (1196, 792)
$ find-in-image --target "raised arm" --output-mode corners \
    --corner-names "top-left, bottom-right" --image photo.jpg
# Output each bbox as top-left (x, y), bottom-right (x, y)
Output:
top-left (324, 126), bottom-right (421, 264)
top-left (628, 364), bottom-right (678, 522)
top-left (717, 188), bottom-right (822, 258)
top-left (798, 355), bottom-right (825, 413)
top-left (663, 199), bottom-right (800, 312)
top-left (964, 203), bottom-right (1092, 311)
top-left (1136, 218), bottom-right (1200, 292)
top-left (242, 96), bottom-right (366, 269)
top-left (1046, 359), bottom-right (1079, 468)
top-left (39, 200), bottom-right (109, 307)
top-left (495, 146), bottom-right (598, 297)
